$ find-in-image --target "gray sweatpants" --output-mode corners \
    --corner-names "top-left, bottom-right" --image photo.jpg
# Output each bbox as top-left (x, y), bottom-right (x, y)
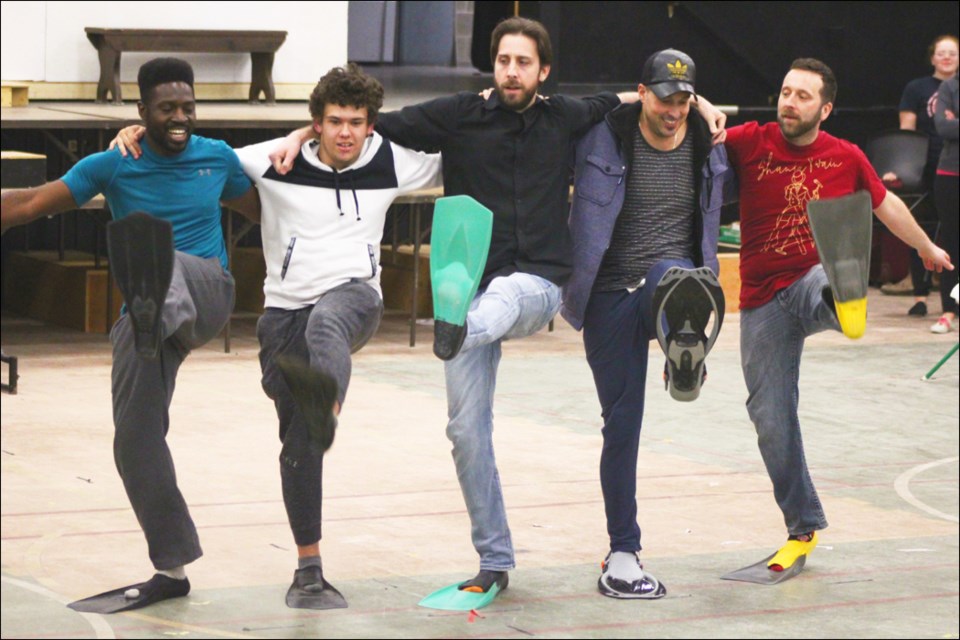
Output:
top-left (256, 280), bottom-right (383, 547)
top-left (111, 251), bottom-right (234, 570)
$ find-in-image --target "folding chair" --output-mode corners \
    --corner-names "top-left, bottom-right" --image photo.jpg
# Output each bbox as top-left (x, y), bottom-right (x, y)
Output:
top-left (864, 129), bottom-right (934, 288)
top-left (864, 129), bottom-right (931, 213)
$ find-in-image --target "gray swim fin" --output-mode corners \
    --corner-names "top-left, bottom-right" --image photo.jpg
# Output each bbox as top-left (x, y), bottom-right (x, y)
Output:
top-left (807, 191), bottom-right (872, 339)
top-left (107, 212), bottom-right (174, 359)
top-left (651, 266), bottom-right (725, 401)
top-left (67, 574), bottom-right (190, 614)
top-left (285, 567), bottom-right (347, 610)
top-left (721, 553), bottom-right (807, 585)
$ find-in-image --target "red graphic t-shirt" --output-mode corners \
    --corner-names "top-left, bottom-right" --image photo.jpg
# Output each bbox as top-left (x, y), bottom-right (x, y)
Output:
top-left (725, 122), bottom-right (887, 309)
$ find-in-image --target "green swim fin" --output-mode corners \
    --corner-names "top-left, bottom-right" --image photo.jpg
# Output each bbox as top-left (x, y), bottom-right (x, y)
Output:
top-left (418, 581), bottom-right (503, 611)
top-left (430, 196), bottom-right (493, 360)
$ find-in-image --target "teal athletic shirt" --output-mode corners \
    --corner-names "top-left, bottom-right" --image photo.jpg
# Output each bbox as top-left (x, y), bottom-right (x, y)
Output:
top-left (61, 135), bottom-right (251, 269)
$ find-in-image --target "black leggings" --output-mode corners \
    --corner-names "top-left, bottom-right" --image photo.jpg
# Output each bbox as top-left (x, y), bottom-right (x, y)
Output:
top-left (934, 174), bottom-right (959, 315)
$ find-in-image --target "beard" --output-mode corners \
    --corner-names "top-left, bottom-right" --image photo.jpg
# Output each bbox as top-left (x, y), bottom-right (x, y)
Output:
top-left (777, 111), bottom-right (820, 142)
top-left (496, 81), bottom-right (538, 111)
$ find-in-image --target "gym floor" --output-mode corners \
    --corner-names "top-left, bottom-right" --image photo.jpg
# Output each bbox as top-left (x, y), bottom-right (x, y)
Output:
top-left (1, 288), bottom-right (957, 639)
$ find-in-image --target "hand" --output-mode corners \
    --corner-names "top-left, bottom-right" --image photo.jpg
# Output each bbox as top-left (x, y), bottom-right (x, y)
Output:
top-left (109, 125), bottom-right (146, 158)
top-left (881, 171), bottom-right (903, 188)
top-left (693, 95), bottom-right (727, 145)
top-left (945, 109), bottom-right (956, 121)
top-left (268, 127), bottom-right (312, 175)
top-left (479, 87), bottom-right (494, 100)
top-left (920, 243), bottom-right (954, 273)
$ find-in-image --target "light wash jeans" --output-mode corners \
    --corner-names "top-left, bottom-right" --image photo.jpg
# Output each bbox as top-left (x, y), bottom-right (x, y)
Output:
top-left (740, 264), bottom-right (839, 536)
top-left (444, 272), bottom-right (562, 571)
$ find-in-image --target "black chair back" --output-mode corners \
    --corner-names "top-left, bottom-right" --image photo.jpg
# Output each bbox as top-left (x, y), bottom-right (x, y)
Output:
top-left (864, 129), bottom-right (930, 194)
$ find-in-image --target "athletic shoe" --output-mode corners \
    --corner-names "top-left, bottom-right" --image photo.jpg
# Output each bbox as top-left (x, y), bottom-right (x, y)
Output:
top-left (597, 552), bottom-right (666, 600)
top-left (907, 301), bottom-right (928, 317)
top-left (880, 276), bottom-right (913, 295)
top-left (931, 316), bottom-right (953, 334)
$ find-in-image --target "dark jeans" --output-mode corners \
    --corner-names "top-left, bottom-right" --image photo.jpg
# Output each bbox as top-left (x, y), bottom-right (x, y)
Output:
top-left (256, 280), bottom-right (383, 546)
top-left (934, 174), bottom-right (959, 315)
top-left (582, 258), bottom-right (693, 553)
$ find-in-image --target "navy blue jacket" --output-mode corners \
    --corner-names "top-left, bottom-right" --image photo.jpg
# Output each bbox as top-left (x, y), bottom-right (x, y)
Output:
top-left (561, 102), bottom-right (733, 330)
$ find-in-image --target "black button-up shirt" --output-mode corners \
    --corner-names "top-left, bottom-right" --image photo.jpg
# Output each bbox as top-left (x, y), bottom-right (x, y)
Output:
top-left (377, 90), bottom-right (620, 286)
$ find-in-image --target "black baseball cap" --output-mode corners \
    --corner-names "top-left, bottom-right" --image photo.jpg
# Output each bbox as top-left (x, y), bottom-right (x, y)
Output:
top-left (640, 49), bottom-right (696, 98)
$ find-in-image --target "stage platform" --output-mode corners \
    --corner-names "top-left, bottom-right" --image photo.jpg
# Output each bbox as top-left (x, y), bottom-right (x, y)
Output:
top-left (0, 65), bottom-right (498, 131)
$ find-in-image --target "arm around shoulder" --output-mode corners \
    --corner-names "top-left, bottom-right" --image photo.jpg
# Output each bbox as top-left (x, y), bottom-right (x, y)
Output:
top-left (1, 180), bottom-right (79, 234)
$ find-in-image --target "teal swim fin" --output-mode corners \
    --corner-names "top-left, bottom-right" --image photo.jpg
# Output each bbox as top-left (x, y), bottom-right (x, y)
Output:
top-left (807, 191), bottom-right (873, 339)
top-left (430, 196), bottom-right (493, 360)
top-left (418, 581), bottom-right (503, 611)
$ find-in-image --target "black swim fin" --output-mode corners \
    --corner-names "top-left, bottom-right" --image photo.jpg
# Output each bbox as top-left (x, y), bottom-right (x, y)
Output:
top-left (67, 574), bottom-right (190, 614)
top-left (107, 212), bottom-right (174, 359)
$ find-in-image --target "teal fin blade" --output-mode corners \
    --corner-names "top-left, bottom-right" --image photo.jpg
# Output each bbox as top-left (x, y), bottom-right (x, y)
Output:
top-left (430, 196), bottom-right (493, 326)
top-left (418, 581), bottom-right (502, 611)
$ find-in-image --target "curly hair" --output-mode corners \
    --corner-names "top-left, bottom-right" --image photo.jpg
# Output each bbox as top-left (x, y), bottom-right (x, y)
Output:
top-left (308, 63), bottom-right (384, 123)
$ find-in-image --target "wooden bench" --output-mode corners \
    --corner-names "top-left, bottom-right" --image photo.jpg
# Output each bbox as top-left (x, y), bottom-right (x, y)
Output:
top-left (84, 28), bottom-right (287, 104)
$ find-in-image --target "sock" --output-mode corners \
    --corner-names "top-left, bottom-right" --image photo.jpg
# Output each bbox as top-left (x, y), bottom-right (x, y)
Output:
top-left (298, 555), bottom-right (322, 570)
top-left (157, 566), bottom-right (186, 580)
top-left (605, 551), bottom-right (645, 582)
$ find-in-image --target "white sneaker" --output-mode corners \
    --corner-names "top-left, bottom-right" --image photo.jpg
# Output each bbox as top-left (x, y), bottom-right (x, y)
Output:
top-left (930, 316), bottom-right (953, 334)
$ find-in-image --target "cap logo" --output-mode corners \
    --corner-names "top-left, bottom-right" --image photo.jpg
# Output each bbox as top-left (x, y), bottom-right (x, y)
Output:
top-left (667, 59), bottom-right (688, 79)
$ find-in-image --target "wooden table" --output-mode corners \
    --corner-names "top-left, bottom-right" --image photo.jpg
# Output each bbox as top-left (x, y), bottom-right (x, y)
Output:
top-left (85, 28), bottom-right (287, 104)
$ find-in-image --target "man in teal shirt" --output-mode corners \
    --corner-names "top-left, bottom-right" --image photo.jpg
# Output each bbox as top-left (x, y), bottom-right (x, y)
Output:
top-left (1, 57), bottom-right (259, 612)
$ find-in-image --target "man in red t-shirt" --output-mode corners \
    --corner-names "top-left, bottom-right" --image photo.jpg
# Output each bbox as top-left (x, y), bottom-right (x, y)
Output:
top-left (724, 58), bottom-right (953, 574)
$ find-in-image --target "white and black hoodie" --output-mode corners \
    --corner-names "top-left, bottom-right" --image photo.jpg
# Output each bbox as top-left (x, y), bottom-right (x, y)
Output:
top-left (236, 133), bottom-right (442, 309)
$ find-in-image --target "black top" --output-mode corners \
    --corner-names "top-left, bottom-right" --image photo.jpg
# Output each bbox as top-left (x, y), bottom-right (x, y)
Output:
top-left (377, 90), bottom-right (620, 286)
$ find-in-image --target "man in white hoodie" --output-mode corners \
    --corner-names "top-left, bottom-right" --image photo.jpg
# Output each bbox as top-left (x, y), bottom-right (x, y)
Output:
top-left (114, 63), bottom-right (441, 608)
top-left (235, 64), bottom-right (441, 607)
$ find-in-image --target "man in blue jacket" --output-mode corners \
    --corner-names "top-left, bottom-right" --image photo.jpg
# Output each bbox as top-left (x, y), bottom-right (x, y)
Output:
top-left (562, 49), bottom-right (732, 599)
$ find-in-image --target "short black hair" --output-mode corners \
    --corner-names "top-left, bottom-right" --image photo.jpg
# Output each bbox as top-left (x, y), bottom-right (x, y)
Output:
top-left (138, 57), bottom-right (194, 102)
top-left (308, 63), bottom-right (384, 123)
top-left (490, 17), bottom-right (553, 67)
top-left (789, 58), bottom-right (837, 105)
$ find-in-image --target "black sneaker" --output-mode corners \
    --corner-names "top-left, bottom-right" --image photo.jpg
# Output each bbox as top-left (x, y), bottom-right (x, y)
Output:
top-left (458, 569), bottom-right (508, 593)
top-left (598, 552), bottom-right (666, 600)
top-left (907, 301), bottom-right (928, 317)
top-left (433, 320), bottom-right (467, 360)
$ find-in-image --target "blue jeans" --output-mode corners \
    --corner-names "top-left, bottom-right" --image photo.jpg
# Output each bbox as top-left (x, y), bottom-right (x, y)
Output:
top-left (582, 259), bottom-right (693, 554)
top-left (444, 272), bottom-right (561, 571)
top-left (740, 264), bottom-right (838, 536)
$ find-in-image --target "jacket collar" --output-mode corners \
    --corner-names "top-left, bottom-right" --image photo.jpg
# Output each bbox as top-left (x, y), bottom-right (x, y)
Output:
top-left (606, 99), bottom-right (711, 165)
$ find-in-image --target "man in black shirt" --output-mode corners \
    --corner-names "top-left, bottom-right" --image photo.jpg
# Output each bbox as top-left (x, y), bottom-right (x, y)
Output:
top-left (271, 17), bottom-right (724, 600)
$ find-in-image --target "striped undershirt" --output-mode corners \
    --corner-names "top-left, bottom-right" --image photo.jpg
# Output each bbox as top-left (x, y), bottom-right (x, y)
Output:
top-left (594, 125), bottom-right (695, 292)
